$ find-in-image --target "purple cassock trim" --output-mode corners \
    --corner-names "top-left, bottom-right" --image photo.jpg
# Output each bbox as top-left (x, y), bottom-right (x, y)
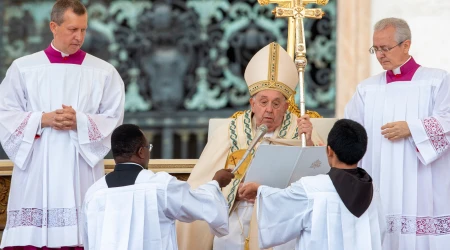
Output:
top-left (386, 57), bottom-right (421, 84)
top-left (43, 45), bottom-right (86, 65)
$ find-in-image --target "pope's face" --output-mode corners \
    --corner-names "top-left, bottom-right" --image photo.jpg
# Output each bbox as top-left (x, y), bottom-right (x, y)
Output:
top-left (372, 26), bottom-right (411, 71)
top-left (50, 9), bottom-right (87, 55)
top-left (249, 90), bottom-right (289, 132)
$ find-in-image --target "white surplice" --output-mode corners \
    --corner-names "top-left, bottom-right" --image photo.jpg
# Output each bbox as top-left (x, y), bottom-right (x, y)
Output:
top-left (82, 169), bottom-right (229, 250)
top-left (345, 67), bottom-right (450, 250)
top-left (256, 175), bottom-right (385, 250)
top-left (0, 51), bottom-right (125, 247)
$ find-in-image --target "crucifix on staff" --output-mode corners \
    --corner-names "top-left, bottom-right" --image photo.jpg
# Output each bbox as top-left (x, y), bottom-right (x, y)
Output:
top-left (259, 0), bottom-right (328, 147)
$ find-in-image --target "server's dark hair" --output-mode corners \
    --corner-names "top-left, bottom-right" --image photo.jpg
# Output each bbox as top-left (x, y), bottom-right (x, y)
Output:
top-left (111, 124), bottom-right (146, 160)
top-left (327, 119), bottom-right (368, 165)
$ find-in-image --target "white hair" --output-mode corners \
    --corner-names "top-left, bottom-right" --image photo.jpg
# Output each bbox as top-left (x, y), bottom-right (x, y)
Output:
top-left (374, 17), bottom-right (411, 43)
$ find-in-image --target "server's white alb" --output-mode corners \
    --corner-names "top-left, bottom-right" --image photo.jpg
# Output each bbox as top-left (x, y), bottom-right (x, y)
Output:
top-left (82, 170), bottom-right (229, 250)
top-left (257, 175), bottom-right (385, 250)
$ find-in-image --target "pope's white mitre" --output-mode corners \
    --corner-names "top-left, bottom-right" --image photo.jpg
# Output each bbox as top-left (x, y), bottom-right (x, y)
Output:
top-left (244, 42), bottom-right (298, 98)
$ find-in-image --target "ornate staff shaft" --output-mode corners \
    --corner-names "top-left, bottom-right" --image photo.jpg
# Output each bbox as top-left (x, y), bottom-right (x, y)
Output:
top-left (295, 15), bottom-right (308, 146)
top-left (259, 0), bottom-right (328, 147)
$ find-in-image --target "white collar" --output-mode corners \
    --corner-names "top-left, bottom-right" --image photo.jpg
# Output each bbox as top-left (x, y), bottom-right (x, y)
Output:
top-left (264, 131), bottom-right (274, 138)
top-left (51, 41), bottom-right (70, 57)
top-left (392, 56), bottom-right (411, 75)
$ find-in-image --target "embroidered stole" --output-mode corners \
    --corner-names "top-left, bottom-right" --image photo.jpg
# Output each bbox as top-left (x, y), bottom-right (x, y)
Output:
top-left (223, 109), bottom-right (298, 212)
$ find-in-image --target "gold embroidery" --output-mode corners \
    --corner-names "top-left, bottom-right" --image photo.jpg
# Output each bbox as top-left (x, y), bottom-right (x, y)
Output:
top-left (268, 42), bottom-right (279, 86)
top-left (248, 80), bottom-right (294, 99)
top-left (247, 42), bottom-right (295, 99)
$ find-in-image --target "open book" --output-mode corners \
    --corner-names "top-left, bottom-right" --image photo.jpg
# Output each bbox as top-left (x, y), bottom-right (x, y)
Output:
top-left (244, 145), bottom-right (331, 188)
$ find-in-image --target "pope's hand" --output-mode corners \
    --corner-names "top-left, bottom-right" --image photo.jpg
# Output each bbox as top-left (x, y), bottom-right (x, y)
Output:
top-left (297, 114), bottom-right (314, 146)
top-left (238, 182), bottom-right (261, 202)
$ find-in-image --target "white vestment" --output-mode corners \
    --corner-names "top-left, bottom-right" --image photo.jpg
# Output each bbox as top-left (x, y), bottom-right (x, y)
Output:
top-left (82, 169), bottom-right (229, 250)
top-left (0, 50), bottom-right (125, 247)
top-left (256, 175), bottom-right (385, 250)
top-left (345, 67), bottom-right (450, 249)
